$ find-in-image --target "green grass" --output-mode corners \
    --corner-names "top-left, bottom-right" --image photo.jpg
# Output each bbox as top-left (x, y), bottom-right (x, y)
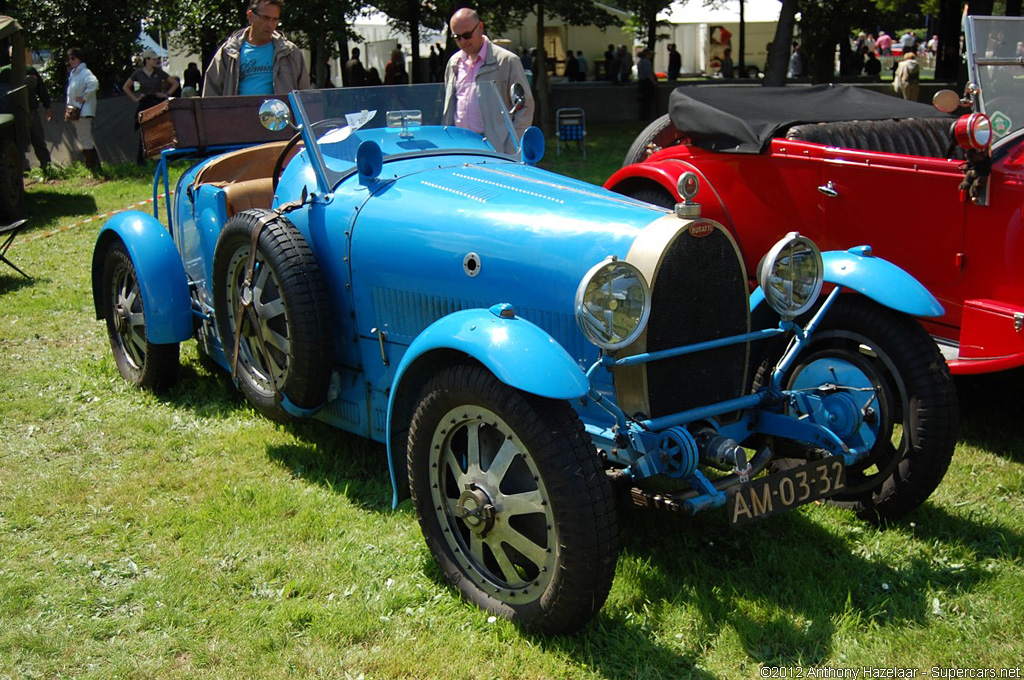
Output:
top-left (1, 149), bottom-right (1023, 679)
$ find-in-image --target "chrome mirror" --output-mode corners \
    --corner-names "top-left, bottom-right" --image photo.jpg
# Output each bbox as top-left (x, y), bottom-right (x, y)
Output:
top-left (932, 90), bottom-right (962, 114)
top-left (509, 82), bottom-right (526, 115)
top-left (259, 99), bottom-right (293, 131)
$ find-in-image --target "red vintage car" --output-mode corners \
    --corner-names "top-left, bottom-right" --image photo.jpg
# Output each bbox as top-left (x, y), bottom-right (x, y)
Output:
top-left (606, 15), bottom-right (1021, 376)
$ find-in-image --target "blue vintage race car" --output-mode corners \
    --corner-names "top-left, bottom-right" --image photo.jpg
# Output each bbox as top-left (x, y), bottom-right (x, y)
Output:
top-left (91, 83), bottom-right (957, 634)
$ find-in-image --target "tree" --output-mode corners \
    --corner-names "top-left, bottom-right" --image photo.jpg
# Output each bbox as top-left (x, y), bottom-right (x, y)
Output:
top-left (764, 0), bottom-right (797, 85)
top-left (482, 0), bottom-right (619, 133)
top-left (371, 0), bottom-right (447, 84)
top-left (10, 0), bottom-right (149, 95)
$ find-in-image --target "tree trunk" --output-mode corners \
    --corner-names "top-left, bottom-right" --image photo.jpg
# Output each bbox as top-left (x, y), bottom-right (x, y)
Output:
top-left (764, 0), bottom-right (797, 86)
top-left (935, 0), bottom-right (962, 82)
top-left (738, 0), bottom-right (747, 77)
top-left (409, 16), bottom-right (421, 84)
top-left (534, 3), bottom-right (550, 135)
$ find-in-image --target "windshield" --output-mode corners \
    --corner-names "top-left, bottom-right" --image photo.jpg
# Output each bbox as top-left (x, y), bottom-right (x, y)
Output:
top-left (287, 82), bottom-right (519, 190)
top-left (965, 15), bottom-right (1024, 142)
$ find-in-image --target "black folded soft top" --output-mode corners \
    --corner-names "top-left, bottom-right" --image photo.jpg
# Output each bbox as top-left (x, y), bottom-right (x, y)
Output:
top-left (668, 84), bottom-right (950, 153)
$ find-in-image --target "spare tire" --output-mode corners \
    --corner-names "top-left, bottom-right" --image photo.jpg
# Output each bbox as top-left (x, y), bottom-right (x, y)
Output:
top-left (213, 209), bottom-right (332, 422)
top-left (622, 113), bottom-right (684, 167)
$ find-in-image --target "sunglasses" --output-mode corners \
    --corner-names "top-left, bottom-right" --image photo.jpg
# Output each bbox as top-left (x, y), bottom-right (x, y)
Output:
top-left (452, 21), bottom-right (480, 41)
top-left (252, 10), bottom-right (281, 24)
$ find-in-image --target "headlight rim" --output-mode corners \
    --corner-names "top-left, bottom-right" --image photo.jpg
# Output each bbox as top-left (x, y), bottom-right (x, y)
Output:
top-left (757, 232), bottom-right (825, 319)
top-left (574, 257), bottom-right (652, 351)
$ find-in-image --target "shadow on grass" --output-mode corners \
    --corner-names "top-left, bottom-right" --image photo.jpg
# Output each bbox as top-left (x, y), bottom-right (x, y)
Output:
top-left (155, 357), bottom-right (396, 511)
top-left (24, 190), bottom-right (99, 226)
top-left (266, 422), bottom-right (394, 512)
top-left (954, 368), bottom-right (1024, 462)
top-left (0, 272), bottom-right (35, 295)
top-left (591, 499), bottom-right (1021, 669)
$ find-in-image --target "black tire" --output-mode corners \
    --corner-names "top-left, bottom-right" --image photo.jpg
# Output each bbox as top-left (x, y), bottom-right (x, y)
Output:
top-left (212, 209), bottom-right (331, 422)
top-left (622, 113), bottom-right (681, 167)
top-left (756, 296), bottom-right (957, 523)
top-left (101, 242), bottom-right (179, 390)
top-left (0, 135), bottom-right (25, 223)
top-left (407, 364), bottom-right (618, 635)
top-left (625, 185), bottom-right (676, 209)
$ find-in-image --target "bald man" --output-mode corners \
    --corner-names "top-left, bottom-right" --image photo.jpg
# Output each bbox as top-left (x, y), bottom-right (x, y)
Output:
top-left (442, 8), bottom-right (534, 154)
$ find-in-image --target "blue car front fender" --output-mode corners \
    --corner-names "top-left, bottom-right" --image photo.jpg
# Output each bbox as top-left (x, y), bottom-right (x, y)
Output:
top-left (92, 210), bottom-right (192, 344)
top-left (750, 246), bottom-right (943, 318)
top-left (384, 304), bottom-right (590, 506)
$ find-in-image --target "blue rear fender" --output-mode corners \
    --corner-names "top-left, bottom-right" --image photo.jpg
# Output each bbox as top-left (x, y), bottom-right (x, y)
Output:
top-left (92, 210), bottom-right (193, 344)
top-left (750, 245), bottom-right (943, 318)
top-left (384, 304), bottom-right (591, 506)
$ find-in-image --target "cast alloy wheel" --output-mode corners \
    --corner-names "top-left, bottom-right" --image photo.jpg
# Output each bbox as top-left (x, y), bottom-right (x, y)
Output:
top-left (101, 242), bottom-right (179, 390)
top-left (408, 364), bottom-right (618, 634)
top-left (212, 209), bottom-right (331, 421)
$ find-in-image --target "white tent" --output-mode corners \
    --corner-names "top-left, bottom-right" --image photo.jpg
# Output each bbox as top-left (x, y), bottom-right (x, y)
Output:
top-left (656, 0), bottom-right (783, 76)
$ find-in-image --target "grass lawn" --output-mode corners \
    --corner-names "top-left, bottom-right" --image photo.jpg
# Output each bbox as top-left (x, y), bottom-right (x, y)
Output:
top-left (1, 132), bottom-right (1022, 679)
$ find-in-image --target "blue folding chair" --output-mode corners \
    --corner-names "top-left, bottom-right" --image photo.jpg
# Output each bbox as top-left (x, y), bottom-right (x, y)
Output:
top-left (556, 108), bottom-right (587, 158)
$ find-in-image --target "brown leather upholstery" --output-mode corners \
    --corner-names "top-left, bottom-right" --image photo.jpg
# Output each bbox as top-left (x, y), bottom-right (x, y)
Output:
top-left (193, 140), bottom-right (290, 186)
top-left (192, 139), bottom-right (303, 217)
top-left (785, 117), bottom-right (960, 159)
top-left (221, 178), bottom-right (275, 215)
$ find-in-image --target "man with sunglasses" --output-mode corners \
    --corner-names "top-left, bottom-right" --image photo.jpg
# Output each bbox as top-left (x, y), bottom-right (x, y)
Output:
top-left (203, 0), bottom-right (309, 97)
top-left (442, 8), bottom-right (534, 154)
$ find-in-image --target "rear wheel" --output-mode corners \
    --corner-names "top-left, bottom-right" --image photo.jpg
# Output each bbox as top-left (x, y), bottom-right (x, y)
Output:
top-left (624, 185), bottom-right (676, 209)
top-left (758, 296), bottom-right (957, 523)
top-left (101, 242), bottom-right (179, 390)
top-left (622, 113), bottom-right (682, 167)
top-left (407, 364), bottom-right (618, 634)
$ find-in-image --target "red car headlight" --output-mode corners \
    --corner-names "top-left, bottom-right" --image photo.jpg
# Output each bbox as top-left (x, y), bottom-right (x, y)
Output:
top-left (954, 113), bottom-right (992, 150)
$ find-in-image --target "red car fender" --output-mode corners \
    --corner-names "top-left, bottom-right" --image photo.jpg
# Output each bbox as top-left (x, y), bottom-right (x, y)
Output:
top-left (605, 159), bottom-right (741, 247)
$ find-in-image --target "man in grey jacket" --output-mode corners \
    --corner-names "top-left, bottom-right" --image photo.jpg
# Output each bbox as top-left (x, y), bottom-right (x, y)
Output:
top-left (203, 0), bottom-right (310, 97)
top-left (442, 8), bottom-right (534, 154)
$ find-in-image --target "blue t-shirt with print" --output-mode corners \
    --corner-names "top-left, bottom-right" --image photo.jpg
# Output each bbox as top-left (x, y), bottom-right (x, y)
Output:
top-left (239, 41), bottom-right (274, 95)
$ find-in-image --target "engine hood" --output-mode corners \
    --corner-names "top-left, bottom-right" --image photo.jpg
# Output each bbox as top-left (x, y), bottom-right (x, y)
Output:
top-left (348, 159), bottom-right (669, 354)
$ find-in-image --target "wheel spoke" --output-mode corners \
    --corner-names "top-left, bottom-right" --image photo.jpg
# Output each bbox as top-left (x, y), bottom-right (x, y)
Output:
top-left (468, 532), bottom-right (486, 567)
top-left (486, 536), bottom-right (524, 584)
top-left (490, 523), bottom-right (548, 568)
top-left (499, 489), bottom-right (543, 517)
top-left (484, 437), bottom-right (520, 486)
top-left (261, 326), bottom-right (290, 355)
top-left (465, 421), bottom-right (482, 473)
top-left (256, 296), bottom-right (285, 321)
top-left (443, 445), bottom-right (465, 480)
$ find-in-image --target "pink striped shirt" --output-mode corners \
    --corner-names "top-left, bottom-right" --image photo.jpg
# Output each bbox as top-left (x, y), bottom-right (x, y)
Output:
top-left (454, 41), bottom-right (488, 134)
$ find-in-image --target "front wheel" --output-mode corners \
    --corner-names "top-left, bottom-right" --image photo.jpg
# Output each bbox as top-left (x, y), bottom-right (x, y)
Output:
top-left (407, 364), bottom-right (618, 635)
top-left (101, 242), bottom-right (179, 390)
top-left (760, 296), bottom-right (958, 523)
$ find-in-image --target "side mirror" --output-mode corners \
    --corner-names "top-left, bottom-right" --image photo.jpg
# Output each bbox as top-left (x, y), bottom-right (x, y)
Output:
top-left (509, 82), bottom-right (526, 115)
top-left (932, 89), bottom-right (963, 114)
top-left (259, 99), bottom-right (293, 131)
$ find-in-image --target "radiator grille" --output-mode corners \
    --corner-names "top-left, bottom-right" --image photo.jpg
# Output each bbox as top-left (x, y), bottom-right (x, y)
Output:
top-left (645, 228), bottom-right (749, 418)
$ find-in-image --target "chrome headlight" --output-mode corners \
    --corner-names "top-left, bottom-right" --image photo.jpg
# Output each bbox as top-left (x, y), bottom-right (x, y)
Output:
top-left (757, 232), bottom-right (824, 318)
top-left (575, 257), bottom-right (651, 351)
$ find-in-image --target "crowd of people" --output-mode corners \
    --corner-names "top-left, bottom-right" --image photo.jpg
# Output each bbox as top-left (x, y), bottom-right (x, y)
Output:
top-left (24, 0), bottom-right (947, 174)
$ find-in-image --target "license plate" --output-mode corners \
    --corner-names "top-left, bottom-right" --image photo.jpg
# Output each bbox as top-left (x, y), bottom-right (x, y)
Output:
top-left (727, 458), bottom-right (846, 525)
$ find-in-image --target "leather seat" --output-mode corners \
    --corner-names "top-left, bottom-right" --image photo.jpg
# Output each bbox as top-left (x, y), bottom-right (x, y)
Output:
top-left (785, 118), bottom-right (960, 159)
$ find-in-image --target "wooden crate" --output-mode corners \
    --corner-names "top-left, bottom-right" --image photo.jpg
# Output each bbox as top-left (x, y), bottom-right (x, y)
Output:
top-left (139, 96), bottom-right (295, 157)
